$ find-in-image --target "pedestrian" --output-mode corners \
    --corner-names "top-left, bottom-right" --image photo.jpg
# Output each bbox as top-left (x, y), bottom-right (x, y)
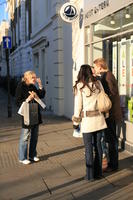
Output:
top-left (16, 71), bottom-right (45, 165)
top-left (93, 58), bottom-right (122, 172)
top-left (72, 64), bottom-right (107, 181)
top-left (91, 66), bottom-right (109, 169)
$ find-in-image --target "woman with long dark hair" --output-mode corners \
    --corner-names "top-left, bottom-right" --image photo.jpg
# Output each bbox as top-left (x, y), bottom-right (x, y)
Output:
top-left (72, 64), bottom-right (107, 181)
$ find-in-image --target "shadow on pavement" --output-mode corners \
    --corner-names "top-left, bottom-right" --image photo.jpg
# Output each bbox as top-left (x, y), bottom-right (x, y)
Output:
top-left (39, 145), bottom-right (84, 161)
top-left (17, 165), bottom-right (133, 200)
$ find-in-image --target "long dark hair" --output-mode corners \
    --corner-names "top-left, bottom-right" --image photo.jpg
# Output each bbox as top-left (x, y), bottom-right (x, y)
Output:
top-left (73, 64), bottom-right (99, 94)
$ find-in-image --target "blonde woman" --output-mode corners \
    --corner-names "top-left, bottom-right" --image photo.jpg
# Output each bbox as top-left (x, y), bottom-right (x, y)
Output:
top-left (16, 71), bottom-right (45, 164)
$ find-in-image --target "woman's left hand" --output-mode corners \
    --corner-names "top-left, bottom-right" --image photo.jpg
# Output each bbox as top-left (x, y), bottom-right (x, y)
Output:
top-left (37, 78), bottom-right (43, 89)
top-left (29, 91), bottom-right (39, 99)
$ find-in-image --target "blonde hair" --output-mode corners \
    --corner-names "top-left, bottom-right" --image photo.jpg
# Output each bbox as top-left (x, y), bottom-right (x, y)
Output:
top-left (22, 71), bottom-right (36, 83)
top-left (93, 58), bottom-right (108, 70)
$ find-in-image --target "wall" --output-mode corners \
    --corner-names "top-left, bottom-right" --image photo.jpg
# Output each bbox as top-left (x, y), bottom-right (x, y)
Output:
top-left (63, 21), bottom-right (73, 118)
top-left (31, 0), bottom-right (74, 118)
top-left (8, 0), bottom-right (33, 77)
top-left (72, 0), bottom-right (85, 84)
top-left (0, 20), bottom-right (9, 76)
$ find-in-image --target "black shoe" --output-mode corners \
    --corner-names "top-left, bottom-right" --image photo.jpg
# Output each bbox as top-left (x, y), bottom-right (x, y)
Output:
top-left (84, 176), bottom-right (94, 182)
top-left (94, 175), bottom-right (103, 180)
top-left (104, 167), bottom-right (118, 173)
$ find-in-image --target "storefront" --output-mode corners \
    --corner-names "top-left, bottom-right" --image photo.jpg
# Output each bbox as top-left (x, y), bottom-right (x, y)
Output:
top-left (84, 0), bottom-right (133, 152)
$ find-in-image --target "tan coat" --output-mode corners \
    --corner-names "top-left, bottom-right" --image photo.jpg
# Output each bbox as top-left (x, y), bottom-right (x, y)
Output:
top-left (73, 82), bottom-right (107, 133)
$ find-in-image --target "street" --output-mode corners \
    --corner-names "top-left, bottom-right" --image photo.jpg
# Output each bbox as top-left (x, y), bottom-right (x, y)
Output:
top-left (0, 88), bottom-right (133, 200)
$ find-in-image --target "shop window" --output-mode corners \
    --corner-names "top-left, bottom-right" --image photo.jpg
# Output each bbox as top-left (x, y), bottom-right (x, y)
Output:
top-left (93, 41), bottom-right (103, 61)
top-left (93, 5), bottom-right (133, 43)
top-left (85, 3), bottom-right (133, 122)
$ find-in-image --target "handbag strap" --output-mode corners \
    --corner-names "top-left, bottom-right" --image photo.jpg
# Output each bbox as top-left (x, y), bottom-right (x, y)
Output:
top-left (97, 80), bottom-right (104, 92)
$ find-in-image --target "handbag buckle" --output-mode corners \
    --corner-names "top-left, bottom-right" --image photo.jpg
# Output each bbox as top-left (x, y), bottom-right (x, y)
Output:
top-left (84, 111), bottom-right (87, 117)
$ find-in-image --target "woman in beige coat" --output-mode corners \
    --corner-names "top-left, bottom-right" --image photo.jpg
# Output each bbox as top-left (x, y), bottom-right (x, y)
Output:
top-left (72, 64), bottom-right (107, 181)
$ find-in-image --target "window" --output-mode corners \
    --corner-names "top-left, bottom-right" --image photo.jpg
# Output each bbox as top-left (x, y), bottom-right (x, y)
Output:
top-left (34, 53), bottom-right (39, 68)
top-left (93, 5), bottom-right (133, 43)
top-left (85, 3), bottom-right (133, 122)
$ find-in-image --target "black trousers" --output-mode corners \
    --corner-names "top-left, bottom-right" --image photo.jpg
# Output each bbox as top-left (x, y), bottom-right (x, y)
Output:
top-left (105, 118), bottom-right (118, 170)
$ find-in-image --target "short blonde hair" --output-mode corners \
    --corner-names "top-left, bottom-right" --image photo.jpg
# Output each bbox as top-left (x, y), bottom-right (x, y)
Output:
top-left (22, 71), bottom-right (36, 82)
top-left (93, 58), bottom-right (108, 70)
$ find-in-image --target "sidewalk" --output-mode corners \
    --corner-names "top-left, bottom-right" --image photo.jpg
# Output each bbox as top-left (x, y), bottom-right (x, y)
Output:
top-left (0, 88), bottom-right (133, 200)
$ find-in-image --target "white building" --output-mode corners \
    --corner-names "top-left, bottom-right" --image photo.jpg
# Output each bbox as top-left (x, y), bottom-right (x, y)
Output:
top-left (0, 20), bottom-right (9, 76)
top-left (7, 0), bottom-right (74, 118)
top-left (7, 0), bottom-right (33, 77)
top-left (72, 0), bottom-right (133, 153)
top-left (31, 0), bottom-right (73, 117)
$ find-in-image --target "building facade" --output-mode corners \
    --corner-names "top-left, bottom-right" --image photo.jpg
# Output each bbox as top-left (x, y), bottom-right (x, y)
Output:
top-left (0, 20), bottom-right (9, 76)
top-left (72, 0), bottom-right (133, 152)
top-left (7, 0), bottom-right (74, 118)
top-left (7, 0), bottom-right (33, 77)
top-left (31, 0), bottom-right (74, 116)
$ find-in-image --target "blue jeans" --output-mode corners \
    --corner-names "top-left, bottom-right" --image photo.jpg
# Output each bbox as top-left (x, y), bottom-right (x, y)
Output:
top-left (83, 130), bottom-right (102, 180)
top-left (19, 125), bottom-right (39, 161)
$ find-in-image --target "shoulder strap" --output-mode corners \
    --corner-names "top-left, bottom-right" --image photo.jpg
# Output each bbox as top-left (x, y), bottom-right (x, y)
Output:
top-left (97, 80), bottom-right (104, 91)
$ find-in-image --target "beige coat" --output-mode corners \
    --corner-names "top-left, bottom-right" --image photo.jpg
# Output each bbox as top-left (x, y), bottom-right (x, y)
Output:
top-left (73, 82), bottom-right (107, 133)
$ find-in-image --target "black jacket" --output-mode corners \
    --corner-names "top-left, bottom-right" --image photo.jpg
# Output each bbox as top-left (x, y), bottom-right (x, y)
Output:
top-left (100, 71), bottom-right (122, 122)
top-left (16, 81), bottom-right (46, 128)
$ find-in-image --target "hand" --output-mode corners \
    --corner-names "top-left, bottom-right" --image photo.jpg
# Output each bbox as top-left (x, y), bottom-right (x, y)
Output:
top-left (26, 91), bottom-right (37, 102)
top-left (73, 124), bottom-right (80, 130)
top-left (32, 91), bottom-right (39, 100)
top-left (36, 78), bottom-right (43, 89)
top-left (26, 92), bottom-right (34, 102)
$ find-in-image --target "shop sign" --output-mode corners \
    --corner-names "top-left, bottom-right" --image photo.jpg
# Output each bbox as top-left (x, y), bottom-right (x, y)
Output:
top-left (60, 2), bottom-right (79, 23)
top-left (85, 0), bottom-right (109, 19)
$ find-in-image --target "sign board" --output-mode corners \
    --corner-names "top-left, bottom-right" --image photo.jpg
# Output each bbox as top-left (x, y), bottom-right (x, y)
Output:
top-left (60, 3), bottom-right (79, 23)
top-left (3, 36), bottom-right (12, 49)
top-left (119, 39), bottom-right (126, 95)
top-left (112, 41), bottom-right (117, 78)
top-left (130, 36), bottom-right (133, 96)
